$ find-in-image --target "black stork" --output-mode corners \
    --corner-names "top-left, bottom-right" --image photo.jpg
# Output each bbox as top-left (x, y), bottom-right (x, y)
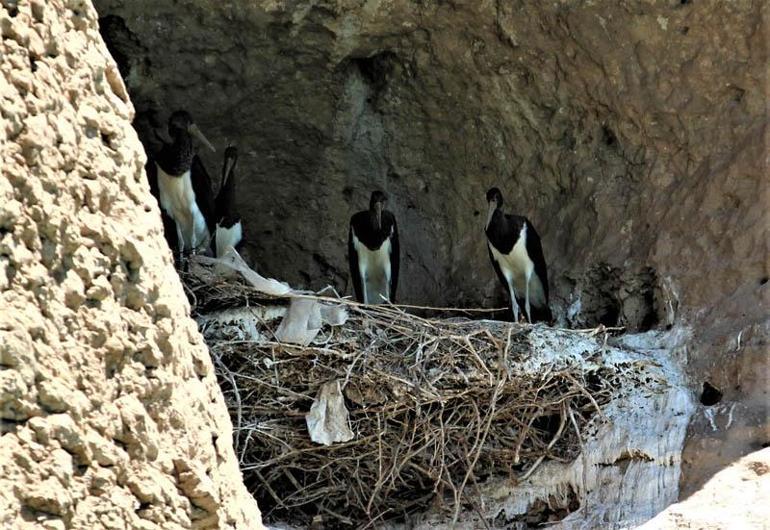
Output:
top-left (348, 191), bottom-right (400, 304)
top-left (152, 110), bottom-right (216, 256)
top-left (213, 145), bottom-right (243, 258)
top-left (485, 187), bottom-right (552, 323)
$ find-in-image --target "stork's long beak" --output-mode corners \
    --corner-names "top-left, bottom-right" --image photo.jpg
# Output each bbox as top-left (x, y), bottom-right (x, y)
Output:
top-left (188, 123), bottom-right (216, 152)
top-left (222, 158), bottom-right (235, 186)
top-left (375, 202), bottom-right (383, 230)
top-left (485, 200), bottom-right (497, 230)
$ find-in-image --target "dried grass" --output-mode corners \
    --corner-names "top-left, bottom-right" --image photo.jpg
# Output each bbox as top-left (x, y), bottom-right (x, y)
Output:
top-left (185, 272), bottom-right (626, 529)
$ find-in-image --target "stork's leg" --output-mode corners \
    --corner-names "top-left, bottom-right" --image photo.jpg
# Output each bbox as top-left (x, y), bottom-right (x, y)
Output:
top-left (191, 230), bottom-right (208, 256)
top-left (384, 264), bottom-right (392, 303)
top-left (177, 212), bottom-right (195, 255)
top-left (508, 282), bottom-right (520, 323)
top-left (525, 270), bottom-right (532, 324)
top-left (191, 222), bottom-right (210, 256)
top-left (183, 217), bottom-right (195, 255)
top-left (174, 221), bottom-right (191, 272)
top-left (175, 221), bottom-right (185, 259)
top-left (200, 230), bottom-right (212, 257)
top-left (361, 269), bottom-right (369, 304)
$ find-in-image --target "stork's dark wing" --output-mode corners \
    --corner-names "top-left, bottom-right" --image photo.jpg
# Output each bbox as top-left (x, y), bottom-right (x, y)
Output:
top-left (524, 219), bottom-right (550, 303)
top-left (389, 217), bottom-right (400, 303)
top-left (146, 129), bottom-right (167, 160)
top-left (191, 155), bottom-right (216, 233)
top-left (215, 170), bottom-right (240, 228)
top-left (487, 244), bottom-right (513, 312)
top-left (146, 158), bottom-right (159, 200)
top-left (145, 158), bottom-right (179, 253)
top-left (348, 218), bottom-right (364, 303)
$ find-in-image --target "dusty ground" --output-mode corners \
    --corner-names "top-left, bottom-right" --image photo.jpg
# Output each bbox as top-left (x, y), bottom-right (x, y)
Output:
top-left (637, 447), bottom-right (770, 530)
top-left (0, 1), bottom-right (262, 528)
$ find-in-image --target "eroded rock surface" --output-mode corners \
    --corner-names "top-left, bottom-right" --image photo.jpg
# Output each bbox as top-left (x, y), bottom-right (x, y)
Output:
top-left (637, 447), bottom-right (770, 530)
top-left (0, 1), bottom-right (262, 528)
top-left (93, 0), bottom-right (769, 497)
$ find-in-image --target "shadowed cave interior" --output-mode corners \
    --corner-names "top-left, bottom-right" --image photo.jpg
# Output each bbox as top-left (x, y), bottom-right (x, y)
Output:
top-left (95, 4), bottom-right (678, 333)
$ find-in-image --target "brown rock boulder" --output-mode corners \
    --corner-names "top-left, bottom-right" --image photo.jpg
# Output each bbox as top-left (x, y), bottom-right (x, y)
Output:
top-left (0, 1), bottom-right (263, 528)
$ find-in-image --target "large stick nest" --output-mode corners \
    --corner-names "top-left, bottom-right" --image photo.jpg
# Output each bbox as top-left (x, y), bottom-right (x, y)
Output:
top-left (187, 272), bottom-right (628, 529)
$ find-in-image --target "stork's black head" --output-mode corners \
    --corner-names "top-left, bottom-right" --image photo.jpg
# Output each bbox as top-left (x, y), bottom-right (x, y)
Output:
top-left (167, 110), bottom-right (216, 152)
top-left (224, 145), bottom-right (238, 164)
top-left (369, 191), bottom-right (387, 230)
top-left (486, 187), bottom-right (504, 207)
top-left (485, 187), bottom-right (503, 229)
top-left (369, 190), bottom-right (388, 209)
top-left (168, 110), bottom-right (193, 137)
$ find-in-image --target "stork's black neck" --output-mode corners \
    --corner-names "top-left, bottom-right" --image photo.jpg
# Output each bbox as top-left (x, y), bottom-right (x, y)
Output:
top-left (486, 209), bottom-right (525, 255)
top-left (369, 206), bottom-right (382, 228)
top-left (216, 162), bottom-right (239, 226)
top-left (485, 206), bottom-right (504, 233)
top-left (156, 132), bottom-right (194, 176)
top-left (351, 208), bottom-right (395, 250)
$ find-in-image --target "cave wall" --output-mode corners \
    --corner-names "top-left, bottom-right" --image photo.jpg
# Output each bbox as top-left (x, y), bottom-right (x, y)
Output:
top-left (0, 1), bottom-right (263, 528)
top-left (93, 0), bottom-right (768, 496)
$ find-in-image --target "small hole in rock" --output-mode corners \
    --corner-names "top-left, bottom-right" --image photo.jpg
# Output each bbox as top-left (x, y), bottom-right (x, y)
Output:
top-left (681, 26), bottom-right (690, 34)
top-left (495, 486), bottom-right (580, 526)
top-left (599, 304), bottom-right (620, 327)
top-left (351, 51), bottom-right (397, 91)
top-left (601, 125), bottom-right (617, 147)
top-left (730, 87), bottom-right (745, 103)
top-left (1, 418), bottom-right (25, 435)
top-left (700, 381), bottom-right (722, 406)
top-left (759, 276), bottom-right (768, 286)
top-left (680, 0), bottom-right (691, 5)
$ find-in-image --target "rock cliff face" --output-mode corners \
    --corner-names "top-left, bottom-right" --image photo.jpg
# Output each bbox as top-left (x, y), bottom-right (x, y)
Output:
top-left (0, 1), bottom-right (262, 528)
top-left (92, 0), bottom-right (768, 497)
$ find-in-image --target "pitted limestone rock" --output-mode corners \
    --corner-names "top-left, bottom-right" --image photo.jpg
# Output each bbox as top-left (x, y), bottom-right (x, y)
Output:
top-left (0, 1), bottom-right (263, 528)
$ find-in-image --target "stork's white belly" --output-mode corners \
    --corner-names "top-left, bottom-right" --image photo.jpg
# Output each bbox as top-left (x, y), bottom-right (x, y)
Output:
top-left (156, 164), bottom-right (208, 250)
top-left (352, 230), bottom-right (392, 304)
top-left (215, 221), bottom-right (243, 258)
top-left (489, 224), bottom-right (546, 306)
